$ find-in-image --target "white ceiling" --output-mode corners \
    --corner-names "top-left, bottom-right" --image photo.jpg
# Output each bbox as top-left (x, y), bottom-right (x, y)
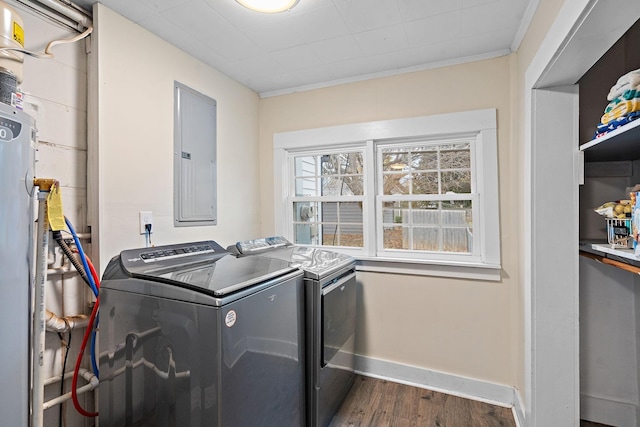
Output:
top-left (71, 0), bottom-right (537, 97)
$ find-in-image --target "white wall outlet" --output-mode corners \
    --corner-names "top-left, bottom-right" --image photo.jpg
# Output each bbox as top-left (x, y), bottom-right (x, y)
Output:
top-left (139, 211), bottom-right (153, 234)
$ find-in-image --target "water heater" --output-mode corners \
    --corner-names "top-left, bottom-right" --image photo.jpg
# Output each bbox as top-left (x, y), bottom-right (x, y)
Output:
top-left (0, 102), bottom-right (35, 427)
top-left (0, 1), bottom-right (23, 105)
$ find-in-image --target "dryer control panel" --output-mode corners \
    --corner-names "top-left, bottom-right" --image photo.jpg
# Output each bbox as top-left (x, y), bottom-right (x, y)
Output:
top-left (234, 236), bottom-right (291, 254)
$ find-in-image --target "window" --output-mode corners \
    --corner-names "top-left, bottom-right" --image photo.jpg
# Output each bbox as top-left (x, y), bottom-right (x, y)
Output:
top-left (274, 109), bottom-right (500, 280)
top-left (378, 139), bottom-right (476, 257)
top-left (291, 151), bottom-right (365, 247)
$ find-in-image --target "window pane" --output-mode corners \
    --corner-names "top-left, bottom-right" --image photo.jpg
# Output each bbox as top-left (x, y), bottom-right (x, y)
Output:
top-left (294, 223), bottom-right (320, 245)
top-left (410, 202), bottom-right (439, 225)
top-left (442, 200), bottom-right (472, 253)
top-left (441, 170), bottom-right (471, 193)
top-left (336, 202), bottom-right (363, 222)
top-left (412, 227), bottom-right (439, 251)
top-left (293, 201), bottom-right (319, 222)
top-left (383, 173), bottom-right (410, 195)
top-left (292, 201), bottom-right (319, 246)
top-left (294, 151), bottom-right (364, 197)
top-left (293, 201), bottom-right (363, 247)
top-left (382, 201), bottom-right (409, 224)
top-left (293, 201), bottom-right (320, 245)
top-left (342, 176), bottom-right (364, 195)
top-left (442, 200), bottom-right (473, 221)
top-left (322, 225), bottom-right (364, 247)
top-left (412, 172), bottom-right (439, 194)
top-left (383, 226), bottom-right (407, 249)
top-left (412, 200), bottom-right (439, 210)
top-left (443, 227), bottom-right (472, 252)
top-left (294, 156), bottom-right (316, 177)
top-left (321, 202), bottom-right (363, 247)
top-left (382, 151), bottom-right (409, 172)
top-left (317, 202), bottom-right (364, 222)
top-left (295, 177), bottom-right (317, 196)
top-left (440, 146), bottom-right (471, 169)
top-left (411, 149), bottom-right (437, 170)
top-left (321, 152), bottom-right (364, 175)
top-left (321, 176), bottom-right (364, 196)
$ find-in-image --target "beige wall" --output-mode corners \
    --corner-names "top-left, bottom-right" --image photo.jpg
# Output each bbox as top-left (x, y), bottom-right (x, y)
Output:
top-left (91, 5), bottom-right (262, 272)
top-left (260, 56), bottom-right (518, 386)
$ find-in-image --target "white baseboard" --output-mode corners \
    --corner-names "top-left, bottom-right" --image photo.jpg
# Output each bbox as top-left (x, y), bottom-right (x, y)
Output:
top-left (354, 354), bottom-right (524, 426)
top-left (581, 393), bottom-right (638, 427)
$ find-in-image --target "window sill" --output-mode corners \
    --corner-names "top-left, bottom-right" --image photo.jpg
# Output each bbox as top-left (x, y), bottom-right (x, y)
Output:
top-left (355, 256), bottom-right (502, 281)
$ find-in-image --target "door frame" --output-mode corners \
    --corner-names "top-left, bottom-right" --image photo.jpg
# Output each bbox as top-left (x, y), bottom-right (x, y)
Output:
top-left (523, 0), bottom-right (640, 425)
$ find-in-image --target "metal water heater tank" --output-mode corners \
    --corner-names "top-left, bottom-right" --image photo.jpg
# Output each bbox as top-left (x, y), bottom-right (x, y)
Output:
top-left (0, 101), bottom-right (35, 427)
top-left (0, 1), bottom-right (23, 104)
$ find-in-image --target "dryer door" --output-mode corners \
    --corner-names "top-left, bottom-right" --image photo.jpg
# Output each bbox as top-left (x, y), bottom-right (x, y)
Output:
top-left (321, 271), bottom-right (356, 368)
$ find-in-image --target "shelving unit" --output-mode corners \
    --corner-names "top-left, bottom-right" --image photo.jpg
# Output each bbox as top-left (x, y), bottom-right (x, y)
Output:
top-left (575, 19), bottom-right (640, 427)
top-left (580, 118), bottom-right (640, 162)
top-left (580, 119), bottom-right (640, 272)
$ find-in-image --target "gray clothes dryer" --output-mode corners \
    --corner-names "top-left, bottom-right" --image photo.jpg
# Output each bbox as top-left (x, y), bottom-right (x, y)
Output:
top-left (99, 240), bottom-right (305, 427)
top-left (229, 237), bottom-right (356, 427)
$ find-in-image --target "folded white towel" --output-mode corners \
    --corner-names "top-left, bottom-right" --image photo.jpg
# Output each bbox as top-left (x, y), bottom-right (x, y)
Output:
top-left (608, 69), bottom-right (640, 101)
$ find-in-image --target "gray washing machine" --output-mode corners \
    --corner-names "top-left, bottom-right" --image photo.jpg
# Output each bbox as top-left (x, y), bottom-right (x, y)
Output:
top-left (99, 240), bottom-right (305, 427)
top-left (228, 237), bottom-right (356, 427)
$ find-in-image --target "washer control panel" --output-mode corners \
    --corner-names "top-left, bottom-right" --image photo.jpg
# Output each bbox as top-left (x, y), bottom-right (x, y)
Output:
top-left (120, 241), bottom-right (227, 274)
top-left (139, 243), bottom-right (216, 261)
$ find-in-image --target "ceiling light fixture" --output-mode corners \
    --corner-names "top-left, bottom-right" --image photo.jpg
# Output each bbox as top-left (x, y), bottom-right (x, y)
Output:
top-left (235, 0), bottom-right (299, 13)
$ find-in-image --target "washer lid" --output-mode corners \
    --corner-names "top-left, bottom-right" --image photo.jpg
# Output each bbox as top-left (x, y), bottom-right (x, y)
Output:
top-left (283, 246), bottom-right (354, 280)
top-left (112, 240), bottom-right (296, 297)
top-left (233, 239), bottom-right (354, 280)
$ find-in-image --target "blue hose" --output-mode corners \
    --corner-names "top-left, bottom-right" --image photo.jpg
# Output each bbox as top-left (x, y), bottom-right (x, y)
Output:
top-left (90, 313), bottom-right (99, 377)
top-left (64, 217), bottom-right (98, 298)
top-left (64, 217), bottom-right (99, 377)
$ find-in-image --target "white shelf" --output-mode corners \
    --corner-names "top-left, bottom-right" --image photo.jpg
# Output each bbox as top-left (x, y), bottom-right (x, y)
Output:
top-left (581, 242), bottom-right (640, 274)
top-left (589, 243), bottom-right (640, 262)
top-left (579, 118), bottom-right (640, 162)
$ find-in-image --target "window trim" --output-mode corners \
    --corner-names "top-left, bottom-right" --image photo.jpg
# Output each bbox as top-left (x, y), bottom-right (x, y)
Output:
top-left (273, 109), bottom-right (501, 280)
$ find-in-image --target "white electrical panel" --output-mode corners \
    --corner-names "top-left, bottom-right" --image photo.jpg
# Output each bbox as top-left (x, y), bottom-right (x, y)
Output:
top-left (173, 82), bottom-right (217, 227)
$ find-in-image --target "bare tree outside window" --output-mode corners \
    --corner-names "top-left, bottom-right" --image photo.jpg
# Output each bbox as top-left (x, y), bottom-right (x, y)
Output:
top-left (293, 151), bottom-right (365, 247)
top-left (381, 142), bottom-right (473, 252)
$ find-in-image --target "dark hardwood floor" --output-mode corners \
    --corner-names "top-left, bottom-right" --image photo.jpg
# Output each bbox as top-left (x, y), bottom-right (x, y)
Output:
top-left (328, 375), bottom-right (515, 427)
top-left (329, 375), bottom-right (616, 427)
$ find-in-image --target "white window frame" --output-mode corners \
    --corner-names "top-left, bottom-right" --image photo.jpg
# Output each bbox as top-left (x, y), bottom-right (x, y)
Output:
top-left (273, 109), bottom-right (501, 280)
